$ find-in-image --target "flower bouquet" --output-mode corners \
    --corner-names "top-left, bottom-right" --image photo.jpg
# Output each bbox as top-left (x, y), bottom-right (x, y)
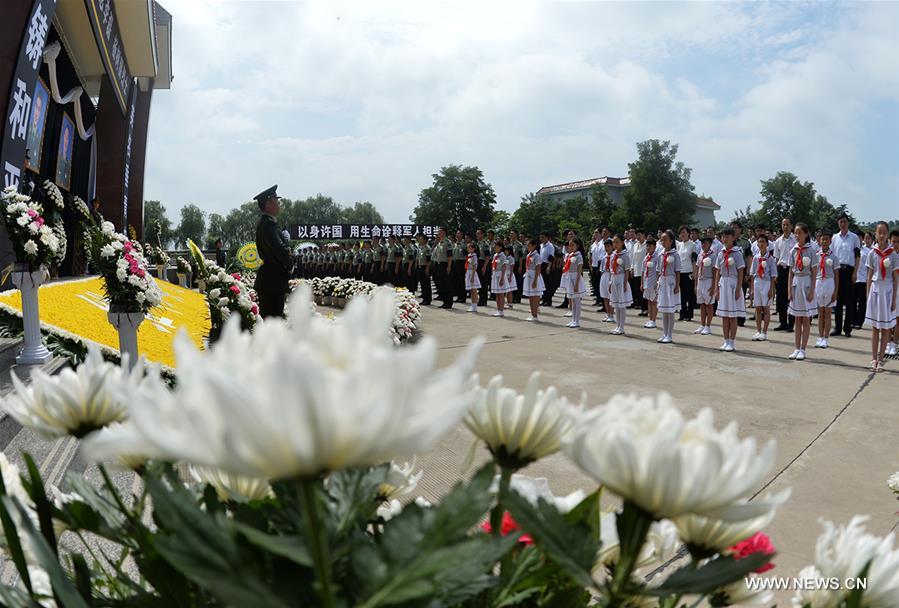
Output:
top-left (1, 186), bottom-right (60, 271)
top-left (87, 222), bottom-right (162, 314)
top-left (203, 265), bottom-right (261, 342)
top-left (176, 256), bottom-right (192, 275)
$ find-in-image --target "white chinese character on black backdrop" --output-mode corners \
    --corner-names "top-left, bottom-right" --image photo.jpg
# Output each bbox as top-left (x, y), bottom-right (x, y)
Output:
top-left (402, 226), bottom-right (413, 236)
top-left (381, 226), bottom-right (391, 237)
top-left (7, 80), bottom-right (32, 140)
top-left (25, 4), bottom-right (48, 70)
top-left (321, 225), bottom-right (332, 238)
top-left (360, 226), bottom-right (371, 238)
top-left (349, 225), bottom-right (359, 238)
top-left (4, 162), bottom-right (21, 190)
top-left (309, 226), bottom-right (320, 239)
top-left (332, 225), bottom-right (343, 238)
top-left (297, 226), bottom-right (308, 238)
top-left (371, 225), bottom-right (381, 237)
top-left (423, 226), bottom-right (433, 237)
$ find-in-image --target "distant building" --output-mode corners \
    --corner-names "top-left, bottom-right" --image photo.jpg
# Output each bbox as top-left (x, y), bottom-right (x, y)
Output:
top-left (535, 176), bottom-right (720, 227)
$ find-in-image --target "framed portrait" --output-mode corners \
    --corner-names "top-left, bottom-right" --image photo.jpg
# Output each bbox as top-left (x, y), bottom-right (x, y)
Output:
top-left (25, 79), bottom-right (50, 172)
top-left (55, 114), bottom-right (75, 191)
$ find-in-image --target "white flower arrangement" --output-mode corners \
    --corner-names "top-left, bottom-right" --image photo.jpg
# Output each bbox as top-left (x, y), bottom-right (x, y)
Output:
top-left (202, 263), bottom-right (260, 335)
top-left (888, 471), bottom-right (899, 495)
top-left (87, 225), bottom-right (163, 313)
top-left (72, 194), bottom-right (93, 223)
top-left (1, 186), bottom-right (60, 269)
top-left (41, 179), bottom-right (65, 213)
top-left (176, 256), bottom-right (192, 275)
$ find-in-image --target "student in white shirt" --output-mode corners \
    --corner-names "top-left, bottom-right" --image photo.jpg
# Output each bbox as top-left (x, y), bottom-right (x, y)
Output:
top-left (538, 232), bottom-right (555, 306)
top-left (813, 232), bottom-right (839, 348)
top-left (831, 213), bottom-right (862, 338)
top-left (854, 232), bottom-right (872, 329)
top-left (589, 230), bottom-right (604, 306)
top-left (676, 226), bottom-right (697, 321)
top-left (630, 229), bottom-right (647, 315)
top-left (773, 218), bottom-right (797, 332)
top-left (748, 233), bottom-right (777, 341)
top-left (864, 222), bottom-right (898, 372)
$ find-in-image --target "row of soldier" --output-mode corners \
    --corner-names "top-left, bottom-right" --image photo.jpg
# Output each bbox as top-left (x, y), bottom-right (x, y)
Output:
top-left (293, 227), bottom-right (577, 309)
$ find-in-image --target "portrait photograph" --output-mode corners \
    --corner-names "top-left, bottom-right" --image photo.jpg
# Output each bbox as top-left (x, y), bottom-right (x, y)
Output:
top-left (24, 79), bottom-right (50, 172)
top-left (55, 114), bottom-right (75, 191)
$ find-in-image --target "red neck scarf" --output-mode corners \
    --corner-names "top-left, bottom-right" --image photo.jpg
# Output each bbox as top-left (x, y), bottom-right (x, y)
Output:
top-left (873, 246), bottom-right (894, 280)
top-left (724, 248), bottom-right (733, 271)
top-left (819, 250), bottom-right (829, 279)
top-left (795, 245), bottom-right (807, 271)
top-left (644, 253), bottom-right (653, 275)
top-left (757, 255), bottom-right (766, 278)
top-left (612, 252), bottom-right (621, 273)
top-left (700, 250), bottom-right (711, 271)
top-left (465, 254), bottom-right (474, 271)
top-left (662, 251), bottom-right (671, 275)
top-left (563, 252), bottom-right (574, 273)
top-left (526, 254), bottom-right (533, 269)
top-left (492, 254), bottom-right (500, 270)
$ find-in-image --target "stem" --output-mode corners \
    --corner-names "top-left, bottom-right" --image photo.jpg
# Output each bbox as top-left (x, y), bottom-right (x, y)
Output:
top-left (608, 501), bottom-right (654, 606)
top-left (490, 466), bottom-right (512, 538)
top-left (299, 478), bottom-right (336, 608)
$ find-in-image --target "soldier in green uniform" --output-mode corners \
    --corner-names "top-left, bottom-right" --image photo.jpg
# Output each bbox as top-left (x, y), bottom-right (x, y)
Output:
top-left (475, 229), bottom-right (490, 306)
top-left (402, 236), bottom-right (416, 291)
top-left (432, 228), bottom-right (453, 308)
top-left (371, 236), bottom-right (383, 284)
top-left (510, 229), bottom-right (525, 304)
top-left (361, 241), bottom-right (373, 283)
top-left (392, 235), bottom-right (404, 285)
top-left (452, 230), bottom-right (467, 303)
top-left (353, 243), bottom-right (363, 280)
top-left (253, 185), bottom-right (292, 318)
top-left (415, 233), bottom-right (432, 305)
top-left (385, 235), bottom-right (398, 285)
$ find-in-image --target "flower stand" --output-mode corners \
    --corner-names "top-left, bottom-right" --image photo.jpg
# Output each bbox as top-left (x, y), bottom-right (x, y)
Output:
top-left (197, 278), bottom-right (206, 293)
top-left (107, 307), bottom-right (145, 369)
top-left (177, 272), bottom-right (190, 288)
top-left (11, 264), bottom-right (53, 365)
top-left (156, 264), bottom-right (167, 282)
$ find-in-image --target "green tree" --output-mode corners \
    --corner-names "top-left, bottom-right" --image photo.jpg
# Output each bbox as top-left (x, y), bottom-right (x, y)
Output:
top-left (221, 202), bottom-right (259, 248)
top-left (615, 140), bottom-right (696, 232)
top-left (755, 172), bottom-right (817, 230)
top-left (341, 201), bottom-right (384, 224)
top-left (175, 204), bottom-right (206, 248)
top-left (509, 193), bottom-right (558, 236)
top-left (411, 165), bottom-right (496, 235)
top-left (490, 209), bottom-right (511, 234)
top-left (591, 184), bottom-right (617, 231)
top-left (143, 200), bottom-right (173, 247)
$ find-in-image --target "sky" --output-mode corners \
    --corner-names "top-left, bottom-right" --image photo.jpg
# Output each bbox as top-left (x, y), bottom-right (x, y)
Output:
top-left (143, 1), bottom-right (899, 224)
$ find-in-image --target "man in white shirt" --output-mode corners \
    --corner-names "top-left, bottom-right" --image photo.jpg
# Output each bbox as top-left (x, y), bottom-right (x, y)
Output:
top-left (589, 229), bottom-right (604, 306)
top-left (830, 212), bottom-right (861, 337)
top-left (539, 232), bottom-right (555, 306)
top-left (773, 217), bottom-right (797, 331)
top-left (854, 232), bottom-right (872, 329)
top-left (630, 229), bottom-right (647, 314)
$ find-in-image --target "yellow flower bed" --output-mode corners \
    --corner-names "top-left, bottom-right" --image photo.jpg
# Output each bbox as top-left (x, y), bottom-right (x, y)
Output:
top-left (0, 277), bottom-right (209, 368)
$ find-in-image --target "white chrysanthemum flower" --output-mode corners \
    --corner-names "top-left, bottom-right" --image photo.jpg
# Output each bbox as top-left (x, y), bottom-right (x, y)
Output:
top-left (101, 221), bottom-right (115, 234)
top-left (379, 459), bottom-right (423, 500)
top-left (208, 288), bottom-right (221, 299)
top-left (16, 214), bottom-right (29, 227)
top-left (808, 516), bottom-right (899, 608)
top-left (1, 349), bottom-right (142, 439)
top-left (594, 511), bottom-right (678, 579)
top-left (100, 244), bottom-right (116, 258)
top-left (790, 566), bottom-right (839, 608)
top-left (888, 471), bottom-right (899, 494)
top-left (190, 465), bottom-right (273, 502)
top-left (376, 499), bottom-right (402, 522)
top-left (135, 292), bottom-right (146, 304)
top-left (84, 287), bottom-right (482, 480)
top-left (23, 240), bottom-right (38, 255)
top-left (673, 489), bottom-right (790, 552)
top-left (711, 574), bottom-right (774, 607)
top-left (494, 474), bottom-right (586, 514)
top-left (566, 394), bottom-right (777, 521)
top-left (466, 372), bottom-right (578, 468)
top-left (115, 268), bottom-right (127, 281)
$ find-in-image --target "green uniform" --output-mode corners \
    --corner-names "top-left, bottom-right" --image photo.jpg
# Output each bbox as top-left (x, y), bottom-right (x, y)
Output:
top-left (254, 213), bottom-right (291, 318)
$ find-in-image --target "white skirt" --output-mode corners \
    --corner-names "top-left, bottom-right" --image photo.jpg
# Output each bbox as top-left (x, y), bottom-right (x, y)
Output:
top-left (717, 276), bottom-right (746, 318)
top-left (814, 278), bottom-right (835, 308)
top-left (788, 275), bottom-right (816, 318)
top-left (599, 272), bottom-right (611, 299)
top-left (752, 277), bottom-right (773, 307)
top-left (522, 271), bottom-right (545, 297)
top-left (465, 270), bottom-right (481, 291)
top-left (865, 281), bottom-right (896, 329)
top-left (657, 275), bottom-right (679, 314)
top-left (565, 271), bottom-right (587, 297)
top-left (696, 277), bottom-right (716, 305)
top-left (609, 273), bottom-right (632, 308)
top-left (490, 268), bottom-right (507, 293)
top-left (505, 271), bottom-right (519, 293)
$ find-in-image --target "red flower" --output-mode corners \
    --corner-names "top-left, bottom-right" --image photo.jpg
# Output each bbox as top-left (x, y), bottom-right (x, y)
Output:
top-left (231, 273), bottom-right (242, 280)
top-left (481, 512), bottom-right (533, 545)
top-left (229, 285), bottom-right (241, 294)
top-left (729, 532), bottom-right (775, 573)
top-left (250, 305), bottom-right (259, 315)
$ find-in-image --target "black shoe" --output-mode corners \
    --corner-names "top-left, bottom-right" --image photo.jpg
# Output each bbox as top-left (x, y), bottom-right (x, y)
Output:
top-left (786, 327), bottom-right (794, 333)
top-left (555, 303), bottom-right (567, 308)
top-left (830, 330), bottom-right (840, 337)
top-left (773, 325), bottom-right (788, 332)
top-left (843, 331), bottom-right (852, 338)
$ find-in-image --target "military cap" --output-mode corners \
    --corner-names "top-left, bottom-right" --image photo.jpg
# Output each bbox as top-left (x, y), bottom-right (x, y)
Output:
top-left (254, 185), bottom-right (280, 210)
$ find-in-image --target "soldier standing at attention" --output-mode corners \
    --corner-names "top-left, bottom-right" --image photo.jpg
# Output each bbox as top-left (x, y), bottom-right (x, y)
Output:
top-left (511, 230), bottom-right (525, 304)
top-left (370, 236), bottom-right (382, 284)
top-left (415, 233), bottom-right (432, 305)
top-left (432, 228), bottom-right (453, 308)
top-left (385, 235), bottom-right (397, 285)
top-left (402, 236), bottom-right (416, 290)
top-left (253, 185), bottom-right (292, 318)
top-left (453, 230), bottom-right (467, 303)
top-left (475, 229), bottom-right (490, 306)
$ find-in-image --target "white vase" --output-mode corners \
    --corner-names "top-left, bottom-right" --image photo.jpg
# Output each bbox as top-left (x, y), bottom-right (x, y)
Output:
top-left (156, 264), bottom-right (167, 281)
top-left (107, 307), bottom-right (145, 369)
top-left (197, 278), bottom-right (206, 293)
top-left (177, 272), bottom-right (189, 288)
top-left (11, 263), bottom-right (52, 365)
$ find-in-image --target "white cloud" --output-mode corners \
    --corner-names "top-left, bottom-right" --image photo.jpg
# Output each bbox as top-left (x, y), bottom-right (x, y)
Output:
top-left (145, 1), bottom-right (899, 225)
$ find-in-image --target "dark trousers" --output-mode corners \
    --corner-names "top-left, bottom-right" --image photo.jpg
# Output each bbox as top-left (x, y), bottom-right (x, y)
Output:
top-left (853, 282), bottom-right (867, 327)
top-left (590, 267), bottom-right (600, 303)
top-left (630, 277), bottom-right (645, 311)
top-left (547, 267), bottom-right (562, 302)
top-left (679, 273), bottom-right (696, 319)
top-left (434, 263), bottom-right (452, 306)
top-left (415, 266), bottom-right (432, 304)
top-left (255, 268), bottom-right (288, 319)
top-left (513, 266), bottom-right (524, 303)
top-left (479, 266), bottom-right (490, 305)
top-left (776, 265), bottom-right (793, 328)
top-left (834, 266), bottom-right (855, 334)
top-left (541, 270), bottom-right (553, 305)
top-left (452, 260), bottom-right (466, 302)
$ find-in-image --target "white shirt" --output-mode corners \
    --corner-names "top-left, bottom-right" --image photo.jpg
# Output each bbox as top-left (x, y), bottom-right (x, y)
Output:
top-left (831, 230), bottom-right (861, 267)
top-left (711, 238), bottom-right (724, 257)
top-left (540, 241), bottom-right (555, 264)
top-left (676, 240), bottom-right (694, 274)
top-left (589, 240), bottom-right (604, 267)
top-left (631, 241), bottom-right (647, 277)
top-left (856, 245), bottom-right (871, 283)
top-left (774, 234), bottom-right (797, 266)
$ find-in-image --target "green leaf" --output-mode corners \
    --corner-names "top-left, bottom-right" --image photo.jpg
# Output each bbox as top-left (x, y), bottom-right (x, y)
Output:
top-left (612, 500), bottom-right (655, 592)
top-left (232, 521), bottom-right (312, 567)
top-left (63, 474), bottom-right (129, 537)
top-left (70, 553), bottom-right (93, 603)
top-left (649, 553), bottom-right (773, 595)
top-left (503, 490), bottom-right (598, 589)
top-left (490, 544), bottom-right (544, 608)
top-left (0, 471), bottom-right (33, 594)
top-left (843, 560), bottom-right (872, 608)
top-left (3, 496), bottom-right (90, 608)
top-left (0, 583), bottom-right (43, 608)
top-left (328, 464), bottom-right (387, 535)
top-left (563, 489), bottom-right (602, 541)
top-left (22, 453), bottom-right (58, 557)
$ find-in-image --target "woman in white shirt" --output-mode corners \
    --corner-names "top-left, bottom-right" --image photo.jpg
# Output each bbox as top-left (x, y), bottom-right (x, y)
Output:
top-left (676, 226), bottom-right (696, 322)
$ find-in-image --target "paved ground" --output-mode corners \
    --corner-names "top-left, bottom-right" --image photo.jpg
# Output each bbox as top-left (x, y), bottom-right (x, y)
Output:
top-left (413, 293), bottom-right (899, 597)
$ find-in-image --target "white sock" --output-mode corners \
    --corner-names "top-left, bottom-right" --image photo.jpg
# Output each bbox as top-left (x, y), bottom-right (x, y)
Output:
top-left (618, 308), bottom-right (626, 331)
top-left (572, 298), bottom-right (581, 324)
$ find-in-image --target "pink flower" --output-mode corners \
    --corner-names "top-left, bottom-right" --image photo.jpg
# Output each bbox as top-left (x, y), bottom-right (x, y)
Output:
top-left (34, 217), bottom-right (44, 227)
top-left (27, 209), bottom-right (37, 218)
top-left (231, 273), bottom-right (242, 280)
top-left (250, 305), bottom-right (259, 315)
top-left (728, 532), bottom-right (775, 573)
top-left (123, 241), bottom-right (133, 252)
top-left (136, 268), bottom-right (146, 278)
top-left (229, 285), bottom-right (240, 294)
